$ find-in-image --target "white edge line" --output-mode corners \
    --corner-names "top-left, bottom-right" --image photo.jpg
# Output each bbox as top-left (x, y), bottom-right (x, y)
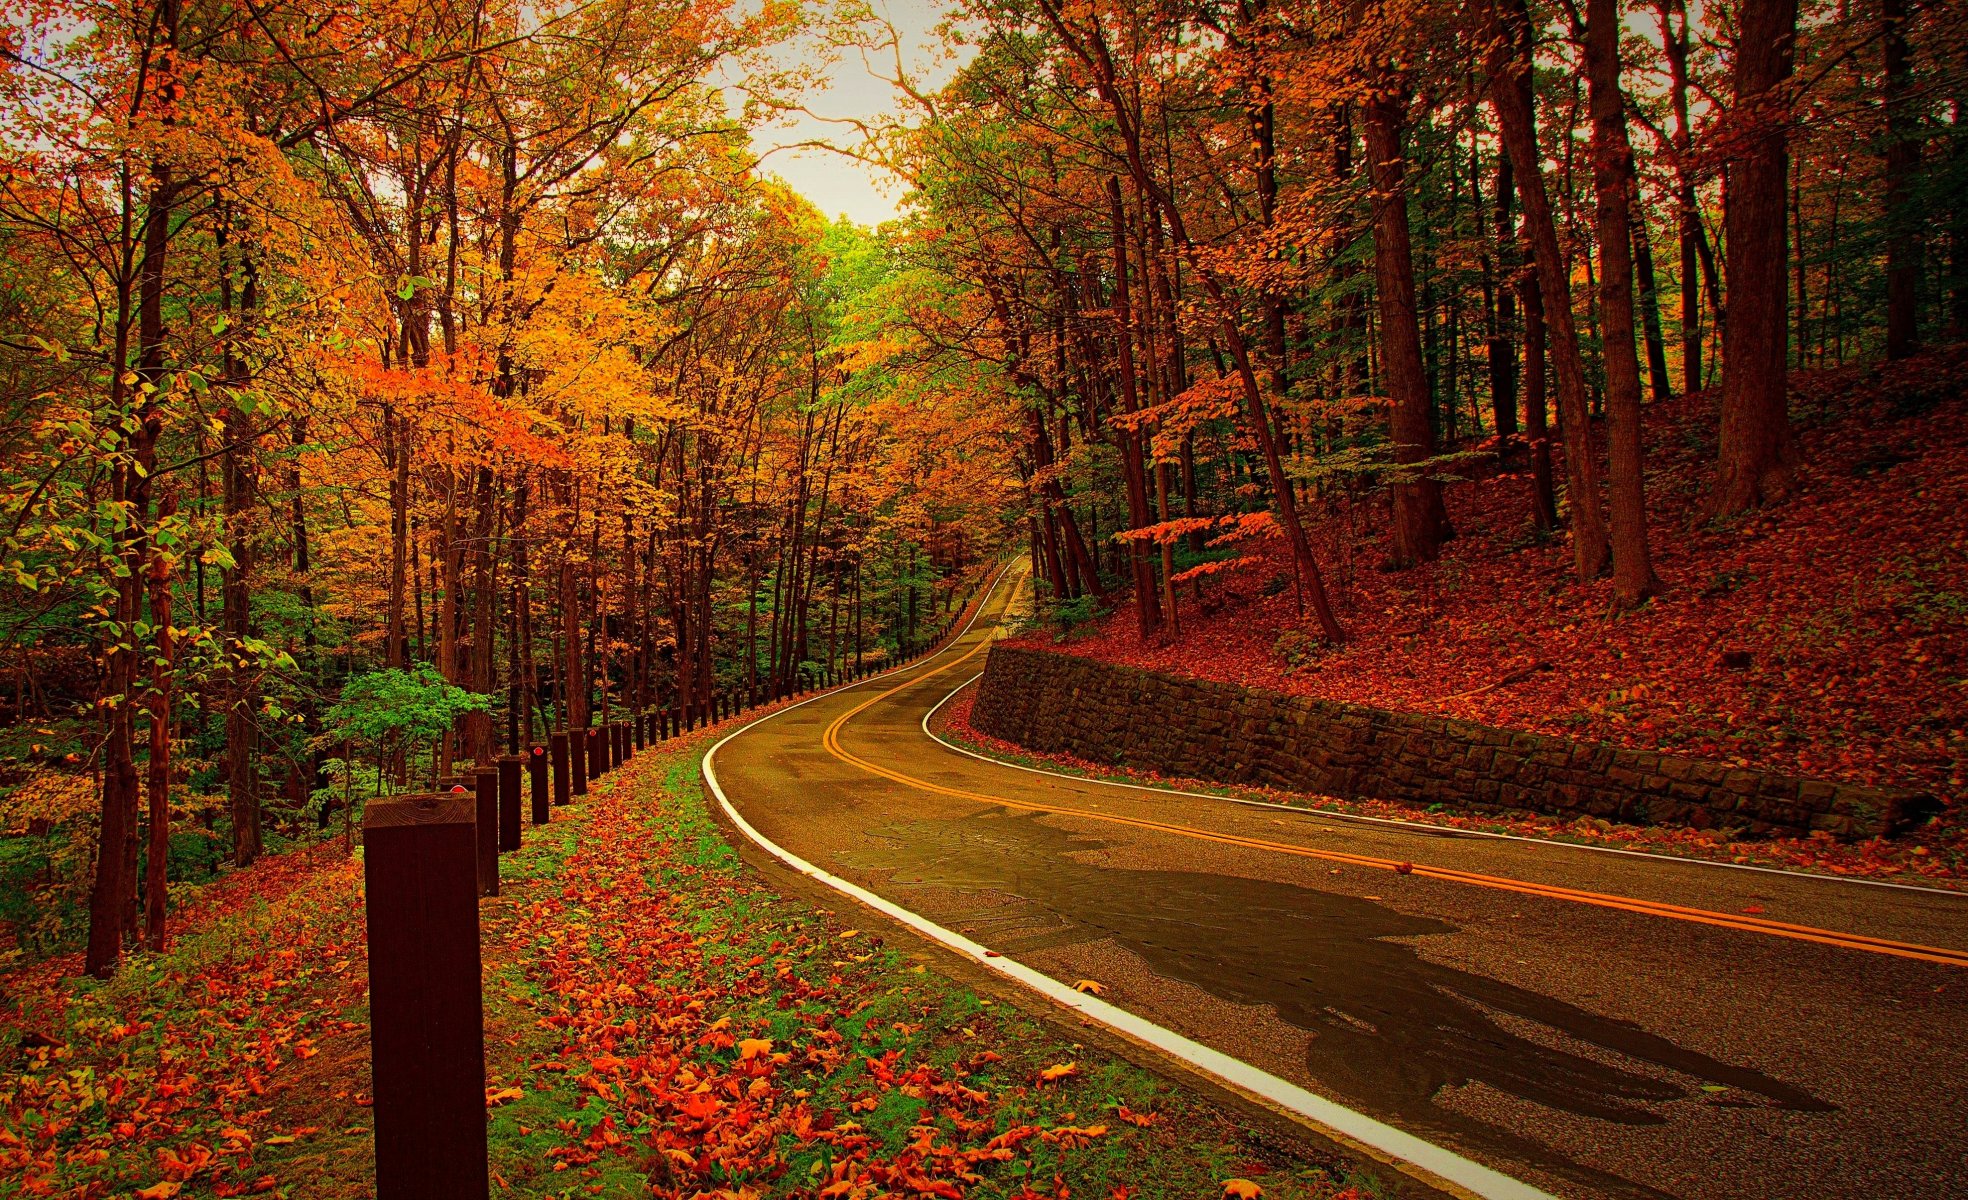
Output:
top-left (701, 563), bottom-right (1557, 1200)
top-left (920, 671), bottom-right (1968, 901)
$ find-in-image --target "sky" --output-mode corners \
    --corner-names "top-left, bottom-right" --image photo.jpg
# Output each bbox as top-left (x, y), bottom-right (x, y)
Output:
top-left (746, 0), bottom-right (967, 228)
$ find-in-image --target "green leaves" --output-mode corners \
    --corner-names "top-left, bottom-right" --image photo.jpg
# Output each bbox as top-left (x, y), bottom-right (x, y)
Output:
top-left (318, 665), bottom-right (493, 747)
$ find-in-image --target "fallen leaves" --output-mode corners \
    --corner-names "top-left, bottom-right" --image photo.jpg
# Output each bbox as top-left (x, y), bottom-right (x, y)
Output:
top-left (485, 1086), bottom-right (524, 1106)
top-left (1038, 1062), bottom-right (1079, 1083)
top-left (1072, 978), bottom-right (1106, 995)
top-left (1224, 1179), bottom-right (1264, 1199)
top-left (0, 844), bottom-right (366, 1197)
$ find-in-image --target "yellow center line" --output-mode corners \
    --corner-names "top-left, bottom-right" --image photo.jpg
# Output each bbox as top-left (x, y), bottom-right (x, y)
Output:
top-left (819, 618), bottom-right (1968, 969)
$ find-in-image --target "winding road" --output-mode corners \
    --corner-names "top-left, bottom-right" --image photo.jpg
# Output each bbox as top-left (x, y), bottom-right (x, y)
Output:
top-left (705, 563), bottom-right (1968, 1200)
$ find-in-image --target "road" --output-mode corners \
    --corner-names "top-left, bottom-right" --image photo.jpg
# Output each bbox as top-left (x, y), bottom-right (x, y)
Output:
top-left (705, 563), bottom-right (1968, 1200)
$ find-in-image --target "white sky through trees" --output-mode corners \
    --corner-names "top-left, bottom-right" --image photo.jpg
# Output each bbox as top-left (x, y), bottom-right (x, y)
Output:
top-left (750, 0), bottom-right (967, 227)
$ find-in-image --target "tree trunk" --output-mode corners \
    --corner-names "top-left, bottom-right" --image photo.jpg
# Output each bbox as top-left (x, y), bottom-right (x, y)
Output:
top-left (1364, 85), bottom-right (1449, 568)
top-left (1522, 274), bottom-right (1560, 530)
top-left (1487, 0), bottom-right (1610, 578)
top-left (1487, 147), bottom-right (1520, 438)
top-left (1585, 0), bottom-right (1661, 602)
top-left (1706, 0), bottom-right (1799, 518)
top-left (1106, 178), bottom-right (1163, 638)
top-left (143, 493), bottom-right (176, 952)
top-left (1882, 0), bottom-right (1920, 359)
top-left (1631, 194), bottom-right (1673, 399)
top-left (1658, 0), bottom-right (1707, 393)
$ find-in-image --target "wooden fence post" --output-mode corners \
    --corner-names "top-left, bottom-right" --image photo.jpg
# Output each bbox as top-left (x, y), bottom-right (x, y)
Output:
top-left (473, 767), bottom-right (498, 897)
top-left (633, 712), bottom-right (645, 751)
top-left (528, 744), bottom-right (549, 823)
top-left (570, 726), bottom-right (588, 797)
top-left (586, 726), bottom-right (605, 780)
top-left (362, 792), bottom-right (488, 1200)
top-left (496, 755), bottom-right (521, 852)
top-left (550, 731), bottom-right (571, 807)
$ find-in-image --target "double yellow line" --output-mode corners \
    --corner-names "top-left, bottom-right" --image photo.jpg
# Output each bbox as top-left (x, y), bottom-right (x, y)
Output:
top-left (822, 620), bottom-right (1968, 969)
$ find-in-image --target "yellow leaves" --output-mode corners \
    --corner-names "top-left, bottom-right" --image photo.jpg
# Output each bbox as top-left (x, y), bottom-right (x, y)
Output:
top-left (1037, 1062), bottom-right (1078, 1084)
top-left (134, 1183), bottom-right (181, 1200)
top-left (1222, 1180), bottom-right (1263, 1199)
top-left (1071, 978), bottom-right (1105, 995)
top-left (485, 1086), bottom-right (524, 1106)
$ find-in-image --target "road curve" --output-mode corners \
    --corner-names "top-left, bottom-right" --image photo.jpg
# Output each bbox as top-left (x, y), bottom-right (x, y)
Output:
top-left (705, 563), bottom-right (1968, 1200)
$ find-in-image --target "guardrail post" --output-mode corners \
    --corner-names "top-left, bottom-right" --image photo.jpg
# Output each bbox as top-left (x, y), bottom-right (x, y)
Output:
top-left (527, 744), bottom-right (549, 823)
top-left (550, 731), bottom-right (571, 806)
top-left (473, 766), bottom-right (498, 896)
top-left (362, 792), bottom-right (488, 1200)
top-left (633, 712), bottom-right (645, 750)
top-left (585, 725), bottom-right (605, 780)
top-left (570, 726), bottom-right (588, 797)
top-left (496, 755), bottom-right (521, 852)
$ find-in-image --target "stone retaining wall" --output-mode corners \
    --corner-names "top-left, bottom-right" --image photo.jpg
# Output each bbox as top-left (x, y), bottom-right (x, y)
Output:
top-left (970, 645), bottom-right (1936, 840)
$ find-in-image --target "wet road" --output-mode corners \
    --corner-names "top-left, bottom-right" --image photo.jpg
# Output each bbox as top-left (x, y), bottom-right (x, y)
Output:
top-left (707, 564), bottom-right (1968, 1200)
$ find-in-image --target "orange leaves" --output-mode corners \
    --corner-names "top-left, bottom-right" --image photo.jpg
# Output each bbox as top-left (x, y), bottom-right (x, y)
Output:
top-left (1113, 517), bottom-right (1218, 545)
top-left (1205, 511), bottom-right (1281, 548)
top-left (1222, 1179), bottom-right (1264, 1199)
top-left (1071, 978), bottom-right (1105, 995)
top-left (1039, 1123), bottom-right (1108, 1148)
top-left (736, 1037), bottom-right (774, 1060)
top-left (1037, 1062), bottom-right (1079, 1084)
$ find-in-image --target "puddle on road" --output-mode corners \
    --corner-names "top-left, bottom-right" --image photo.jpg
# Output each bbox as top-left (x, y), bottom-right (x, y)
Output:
top-left (846, 810), bottom-right (1833, 1196)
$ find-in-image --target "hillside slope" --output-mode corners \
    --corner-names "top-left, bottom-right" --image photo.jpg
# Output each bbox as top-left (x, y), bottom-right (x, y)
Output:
top-left (1013, 350), bottom-right (1968, 814)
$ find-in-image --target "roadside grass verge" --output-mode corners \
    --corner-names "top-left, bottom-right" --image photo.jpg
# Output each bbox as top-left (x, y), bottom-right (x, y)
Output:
top-left (1, 726), bottom-right (1376, 1198)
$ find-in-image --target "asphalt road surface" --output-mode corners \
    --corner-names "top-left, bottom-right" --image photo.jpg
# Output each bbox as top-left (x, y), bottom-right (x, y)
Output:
top-left (707, 564), bottom-right (1968, 1200)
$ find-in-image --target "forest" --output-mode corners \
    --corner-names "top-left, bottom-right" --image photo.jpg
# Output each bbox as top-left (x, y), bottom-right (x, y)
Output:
top-left (5, 0), bottom-right (1966, 979)
top-left (2, 0), bottom-right (1966, 1194)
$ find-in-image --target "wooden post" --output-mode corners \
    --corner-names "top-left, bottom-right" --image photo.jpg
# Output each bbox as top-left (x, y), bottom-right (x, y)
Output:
top-left (570, 726), bottom-right (588, 797)
top-left (586, 726), bottom-right (605, 780)
top-left (550, 731), bottom-right (571, 807)
top-left (496, 755), bottom-right (522, 852)
top-left (473, 767), bottom-right (498, 897)
top-left (362, 793), bottom-right (488, 1200)
top-left (616, 720), bottom-right (629, 763)
top-left (528, 744), bottom-right (549, 823)
top-left (633, 711), bottom-right (645, 751)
